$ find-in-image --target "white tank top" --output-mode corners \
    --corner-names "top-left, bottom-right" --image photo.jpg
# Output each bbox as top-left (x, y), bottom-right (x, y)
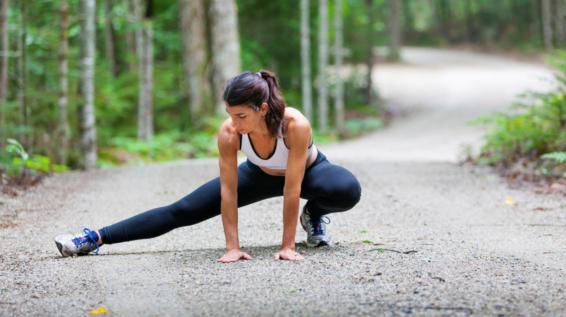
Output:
top-left (239, 123), bottom-right (315, 170)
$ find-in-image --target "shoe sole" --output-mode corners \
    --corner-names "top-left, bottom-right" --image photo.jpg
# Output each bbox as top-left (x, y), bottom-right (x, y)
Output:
top-left (55, 240), bottom-right (78, 257)
top-left (55, 241), bottom-right (66, 257)
top-left (306, 239), bottom-right (331, 248)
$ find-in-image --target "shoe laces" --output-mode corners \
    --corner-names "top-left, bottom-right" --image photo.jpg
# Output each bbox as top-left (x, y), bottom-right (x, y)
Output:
top-left (310, 215), bottom-right (330, 236)
top-left (72, 228), bottom-right (99, 254)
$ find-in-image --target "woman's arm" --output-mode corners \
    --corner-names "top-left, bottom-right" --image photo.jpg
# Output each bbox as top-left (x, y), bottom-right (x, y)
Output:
top-left (217, 120), bottom-right (252, 263)
top-left (275, 119), bottom-right (311, 261)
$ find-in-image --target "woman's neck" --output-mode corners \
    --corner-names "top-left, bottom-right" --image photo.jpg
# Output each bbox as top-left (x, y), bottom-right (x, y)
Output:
top-left (249, 120), bottom-right (272, 139)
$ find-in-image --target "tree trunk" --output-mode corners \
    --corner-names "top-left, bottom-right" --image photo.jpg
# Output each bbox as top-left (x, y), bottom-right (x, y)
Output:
top-left (387, 0), bottom-right (401, 61)
top-left (179, 0), bottom-right (210, 121)
top-left (125, 0), bottom-right (136, 71)
top-left (57, 0), bottom-right (70, 165)
top-left (80, 0), bottom-right (97, 169)
top-left (137, 0), bottom-right (153, 141)
top-left (210, 0), bottom-right (241, 113)
top-left (301, 0), bottom-right (313, 121)
top-left (317, 0), bottom-right (329, 133)
top-left (133, 0), bottom-right (143, 65)
top-left (464, 0), bottom-right (474, 42)
top-left (0, 0), bottom-right (8, 144)
top-left (542, 0), bottom-right (554, 50)
top-left (530, 0), bottom-right (542, 43)
top-left (365, 0), bottom-right (375, 105)
top-left (17, 0), bottom-right (27, 147)
top-left (555, 0), bottom-right (566, 47)
top-left (435, 0), bottom-right (450, 42)
top-left (104, 0), bottom-right (118, 76)
top-left (334, 0), bottom-right (344, 133)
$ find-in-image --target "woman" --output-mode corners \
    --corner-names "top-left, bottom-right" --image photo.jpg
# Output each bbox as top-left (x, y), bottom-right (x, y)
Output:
top-left (55, 70), bottom-right (362, 262)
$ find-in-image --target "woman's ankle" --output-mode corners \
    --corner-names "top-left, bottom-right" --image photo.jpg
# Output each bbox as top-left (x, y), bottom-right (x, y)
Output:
top-left (95, 230), bottom-right (103, 245)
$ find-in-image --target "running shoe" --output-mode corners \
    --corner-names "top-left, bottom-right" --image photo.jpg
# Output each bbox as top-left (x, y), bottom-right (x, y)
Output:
top-left (55, 228), bottom-right (100, 257)
top-left (300, 205), bottom-right (331, 247)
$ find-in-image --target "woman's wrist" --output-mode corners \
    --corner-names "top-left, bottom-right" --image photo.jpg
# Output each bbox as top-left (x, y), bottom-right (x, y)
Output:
top-left (281, 227), bottom-right (297, 250)
top-left (280, 242), bottom-right (296, 251)
top-left (225, 239), bottom-right (240, 251)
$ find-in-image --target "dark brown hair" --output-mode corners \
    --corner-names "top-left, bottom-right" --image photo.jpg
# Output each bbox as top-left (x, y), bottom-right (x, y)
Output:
top-left (223, 70), bottom-right (286, 137)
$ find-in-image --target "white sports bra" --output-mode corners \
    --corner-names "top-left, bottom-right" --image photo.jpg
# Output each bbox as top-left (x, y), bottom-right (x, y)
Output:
top-left (239, 122), bottom-right (315, 170)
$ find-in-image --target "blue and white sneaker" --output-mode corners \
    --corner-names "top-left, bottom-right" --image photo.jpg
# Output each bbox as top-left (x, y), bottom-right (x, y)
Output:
top-left (300, 206), bottom-right (331, 247)
top-left (55, 228), bottom-right (100, 257)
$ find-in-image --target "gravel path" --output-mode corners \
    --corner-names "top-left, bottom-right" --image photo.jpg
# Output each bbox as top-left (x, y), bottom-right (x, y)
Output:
top-left (1, 48), bottom-right (565, 316)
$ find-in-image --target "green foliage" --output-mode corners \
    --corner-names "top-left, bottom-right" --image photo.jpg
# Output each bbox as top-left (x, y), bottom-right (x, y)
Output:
top-left (98, 121), bottom-right (222, 168)
top-left (0, 139), bottom-right (68, 177)
top-left (475, 95), bottom-right (566, 165)
top-left (2, 0), bottom-right (553, 172)
top-left (344, 118), bottom-right (383, 137)
top-left (6, 138), bottom-right (29, 161)
top-left (541, 152), bottom-right (566, 163)
top-left (95, 66), bottom-right (139, 144)
top-left (343, 70), bottom-right (381, 109)
top-left (541, 152), bottom-right (566, 178)
top-left (476, 51), bottom-right (566, 170)
top-left (1, 139), bottom-right (29, 177)
top-left (402, 0), bottom-right (543, 51)
top-left (312, 130), bottom-right (338, 145)
top-left (238, 1), bottom-right (301, 89)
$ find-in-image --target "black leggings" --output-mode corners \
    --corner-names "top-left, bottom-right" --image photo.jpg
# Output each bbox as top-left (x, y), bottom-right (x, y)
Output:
top-left (99, 152), bottom-right (362, 244)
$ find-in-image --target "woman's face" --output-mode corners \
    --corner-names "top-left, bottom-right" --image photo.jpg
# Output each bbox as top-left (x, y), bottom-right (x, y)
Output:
top-left (225, 103), bottom-right (267, 134)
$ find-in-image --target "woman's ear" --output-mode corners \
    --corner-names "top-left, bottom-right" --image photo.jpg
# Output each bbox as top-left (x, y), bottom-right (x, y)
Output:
top-left (260, 102), bottom-right (268, 115)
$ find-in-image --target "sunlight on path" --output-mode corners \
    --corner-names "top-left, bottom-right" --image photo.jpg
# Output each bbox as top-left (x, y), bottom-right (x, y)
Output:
top-left (321, 47), bottom-right (557, 162)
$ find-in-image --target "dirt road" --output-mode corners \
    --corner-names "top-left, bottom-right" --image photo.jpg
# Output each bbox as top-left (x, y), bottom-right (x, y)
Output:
top-left (1, 48), bottom-right (564, 316)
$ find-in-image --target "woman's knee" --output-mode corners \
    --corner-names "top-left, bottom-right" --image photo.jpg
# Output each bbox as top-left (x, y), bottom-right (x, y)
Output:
top-left (342, 177), bottom-right (361, 208)
top-left (324, 175), bottom-right (361, 210)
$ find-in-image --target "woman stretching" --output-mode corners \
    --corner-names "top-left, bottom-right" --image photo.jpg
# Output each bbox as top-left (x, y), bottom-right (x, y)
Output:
top-left (55, 70), bottom-right (362, 262)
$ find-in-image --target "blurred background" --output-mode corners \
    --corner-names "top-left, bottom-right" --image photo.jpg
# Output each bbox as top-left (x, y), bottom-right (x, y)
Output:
top-left (0, 0), bottom-right (565, 186)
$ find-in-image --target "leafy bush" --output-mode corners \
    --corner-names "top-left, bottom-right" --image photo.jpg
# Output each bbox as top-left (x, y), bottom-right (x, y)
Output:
top-left (0, 139), bottom-right (69, 177)
top-left (344, 118), bottom-right (383, 137)
top-left (540, 151), bottom-right (566, 178)
top-left (98, 128), bottom-right (221, 168)
top-left (541, 152), bottom-right (566, 163)
top-left (474, 51), bottom-right (566, 178)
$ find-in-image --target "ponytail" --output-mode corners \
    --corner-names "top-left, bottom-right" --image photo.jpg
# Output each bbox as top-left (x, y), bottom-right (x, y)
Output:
top-left (258, 70), bottom-right (286, 137)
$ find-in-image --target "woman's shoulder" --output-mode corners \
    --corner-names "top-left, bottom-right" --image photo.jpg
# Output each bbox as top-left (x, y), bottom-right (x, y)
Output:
top-left (283, 107), bottom-right (311, 142)
top-left (218, 118), bottom-right (240, 151)
top-left (284, 107), bottom-right (311, 131)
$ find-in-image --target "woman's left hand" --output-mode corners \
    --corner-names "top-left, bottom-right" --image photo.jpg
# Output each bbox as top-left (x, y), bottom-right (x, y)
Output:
top-left (273, 248), bottom-right (304, 261)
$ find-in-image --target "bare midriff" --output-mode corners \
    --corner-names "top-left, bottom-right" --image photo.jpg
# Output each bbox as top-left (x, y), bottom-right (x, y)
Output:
top-left (258, 145), bottom-right (319, 177)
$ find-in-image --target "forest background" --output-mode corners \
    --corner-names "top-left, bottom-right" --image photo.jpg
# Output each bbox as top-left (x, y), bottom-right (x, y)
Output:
top-left (0, 0), bottom-right (564, 183)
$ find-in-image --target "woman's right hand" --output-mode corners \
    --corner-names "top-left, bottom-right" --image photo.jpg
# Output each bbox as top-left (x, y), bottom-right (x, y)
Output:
top-left (217, 249), bottom-right (253, 263)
